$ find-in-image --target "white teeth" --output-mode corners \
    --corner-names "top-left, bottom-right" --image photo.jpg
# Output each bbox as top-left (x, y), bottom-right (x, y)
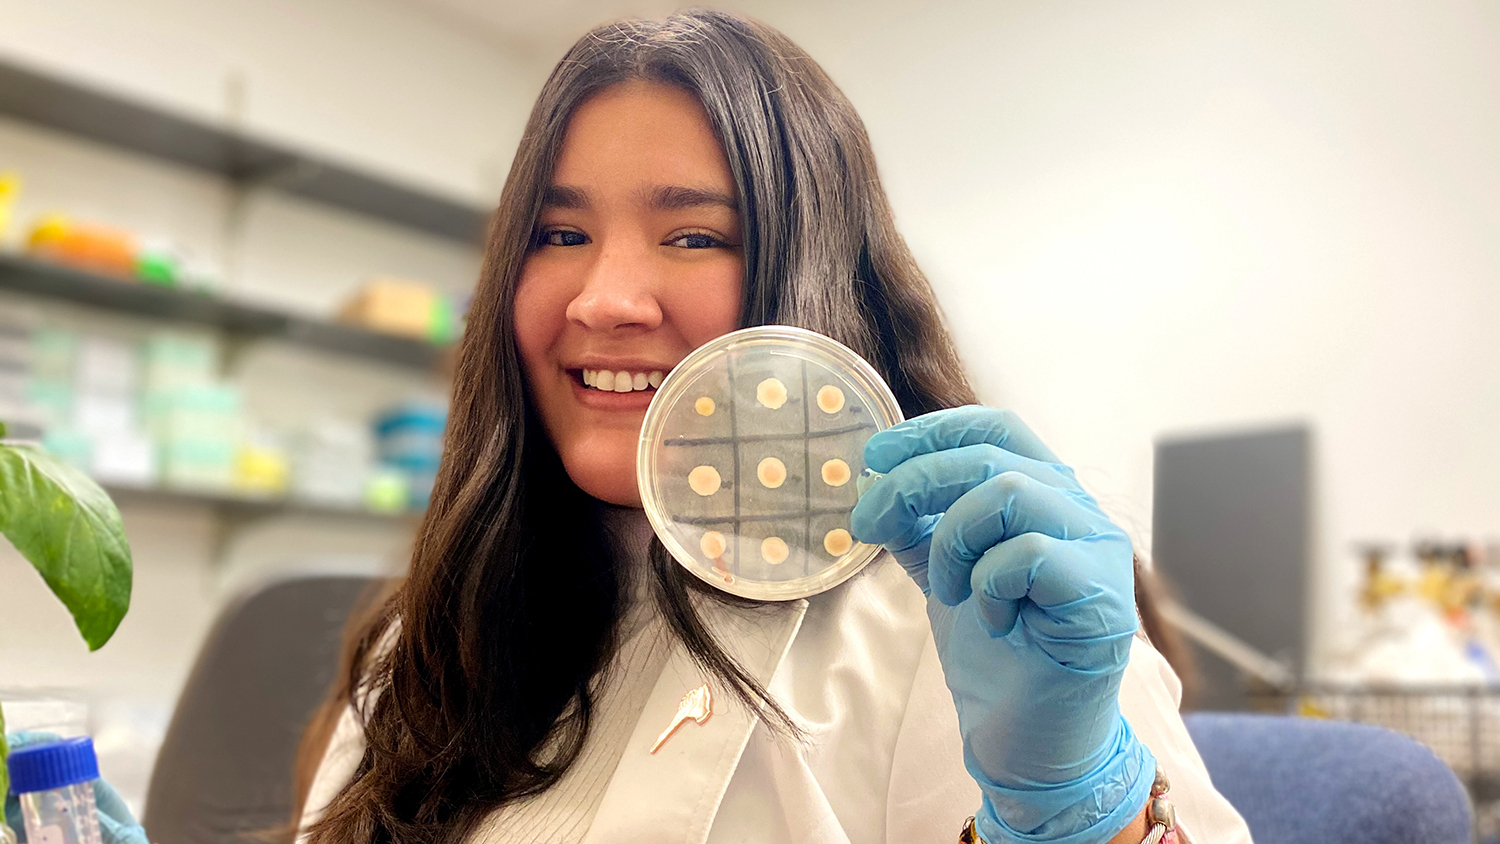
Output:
top-left (581, 368), bottom-right (663, 391)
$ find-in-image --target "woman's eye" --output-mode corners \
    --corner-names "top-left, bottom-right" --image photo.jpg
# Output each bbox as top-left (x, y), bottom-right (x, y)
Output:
top-left (667, 232), bottom-right (726, 249)
top-left (538, 229), bottom-right (588, 247)
top-left (678, 233), bottom-right (723, 250)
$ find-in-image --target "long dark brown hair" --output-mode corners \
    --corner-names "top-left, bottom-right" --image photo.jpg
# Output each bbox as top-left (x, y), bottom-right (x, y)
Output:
top-left (294, 10), bottom-right (1185, 844)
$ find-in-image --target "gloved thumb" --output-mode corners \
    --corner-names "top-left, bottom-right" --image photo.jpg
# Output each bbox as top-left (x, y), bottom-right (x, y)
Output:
top-left (882, 514), bottom-right (939, 595)
top-left (97, 809), bottom-right (148, 844)
top-left (92, 778), bottom-right (147, 844)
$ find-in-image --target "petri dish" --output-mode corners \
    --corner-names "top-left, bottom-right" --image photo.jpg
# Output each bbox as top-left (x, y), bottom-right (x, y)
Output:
top-left (637, 325), bottom-right (904, 601)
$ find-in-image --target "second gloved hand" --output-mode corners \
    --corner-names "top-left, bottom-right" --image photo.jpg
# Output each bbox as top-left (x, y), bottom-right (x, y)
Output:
top-left (850, 406), bottom-right (1154, 844)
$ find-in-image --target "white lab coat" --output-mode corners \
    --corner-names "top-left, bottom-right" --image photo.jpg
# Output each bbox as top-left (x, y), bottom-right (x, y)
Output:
top-left (303, 559), bottom-right (1253, 843)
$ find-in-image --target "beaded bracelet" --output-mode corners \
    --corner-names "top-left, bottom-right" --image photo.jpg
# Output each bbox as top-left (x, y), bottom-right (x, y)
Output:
top-left (957, 764), bottom-right (1178, 844)
top-left (1142, 764), bottom-right (1178, 844)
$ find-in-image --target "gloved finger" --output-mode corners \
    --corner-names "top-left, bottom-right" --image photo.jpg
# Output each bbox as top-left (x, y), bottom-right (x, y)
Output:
top-left (5, 793), bottom-right (22, 843)
top-left (1018, 594), bottom-right (1138, 676)
top-left (96, 803), bottom-right (149, 844)
top-left (883, 514), bottom-right (940, 595)
top-left (91, 777), bottom-right (146, 844)
top-left (4, 731), bottom-right (63, 750)
top-left (926, 471), bottom-right (1102, 606)
top-left (864, 406), bottom-right (1062, 473)
top-left (850, 443), bottom-right (1076, 550)
top-left (971, 532), bottom-right (1138, 668)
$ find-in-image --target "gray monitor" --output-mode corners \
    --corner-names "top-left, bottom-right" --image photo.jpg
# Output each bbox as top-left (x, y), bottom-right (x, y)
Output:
top-left (1152, 425), bottom-right (1311, 710)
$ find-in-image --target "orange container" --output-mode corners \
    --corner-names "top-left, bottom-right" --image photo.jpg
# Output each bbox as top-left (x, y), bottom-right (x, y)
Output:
top-left (28, 214), bottom-right (139, 278)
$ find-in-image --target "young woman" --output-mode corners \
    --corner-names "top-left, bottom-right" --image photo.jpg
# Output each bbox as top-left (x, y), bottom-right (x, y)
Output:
top-left (295, 11), bottom-right (1252, 844)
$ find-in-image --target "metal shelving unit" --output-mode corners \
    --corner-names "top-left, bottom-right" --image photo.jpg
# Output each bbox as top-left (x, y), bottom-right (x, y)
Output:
top-left (0, 59), bottom-right (490, 244)
top-left (101, 482), bottom-right (419, 561)
top-left (101, 482), bottom-right (412, 523)
top-left (0, 252), bottom-right (447, 370)
top-left (0, 56), bottom-right (465, 536)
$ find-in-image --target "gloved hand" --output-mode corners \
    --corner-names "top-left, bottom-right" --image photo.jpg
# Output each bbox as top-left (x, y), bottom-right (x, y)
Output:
top-left (850, 406), bottom-right (1155, 844)
top-left (5, 732), bottom-right (149, 844)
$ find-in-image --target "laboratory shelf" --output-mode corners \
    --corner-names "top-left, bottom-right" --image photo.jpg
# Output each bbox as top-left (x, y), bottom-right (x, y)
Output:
top-left (0, 58), bottom-right (491, 244)
top-left (103, 480), bottom-right (419, 561)
top-left (0, 252), bottom-right (447, 370)
top-left (102, 481), bottom-right (416, 523)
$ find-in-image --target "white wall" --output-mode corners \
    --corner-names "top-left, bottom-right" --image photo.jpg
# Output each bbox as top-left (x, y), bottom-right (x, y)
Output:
top-left (727, 0), bottom-right (1500, 670)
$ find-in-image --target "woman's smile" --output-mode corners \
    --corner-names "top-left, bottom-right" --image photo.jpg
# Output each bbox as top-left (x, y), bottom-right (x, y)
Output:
top-left (567, 358), bottom-right (675, 410)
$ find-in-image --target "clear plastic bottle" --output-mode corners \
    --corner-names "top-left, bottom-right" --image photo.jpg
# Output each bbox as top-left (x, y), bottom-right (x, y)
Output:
top-left (6, 736), bottom-right (103, 844)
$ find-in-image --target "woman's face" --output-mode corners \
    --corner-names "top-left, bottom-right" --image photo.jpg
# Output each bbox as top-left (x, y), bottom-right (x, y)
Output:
top-left (515, 81), bottom-right (744, 506)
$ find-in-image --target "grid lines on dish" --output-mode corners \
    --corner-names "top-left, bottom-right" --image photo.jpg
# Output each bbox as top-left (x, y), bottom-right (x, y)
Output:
top-left (660, 351), bottom-right (875, 577)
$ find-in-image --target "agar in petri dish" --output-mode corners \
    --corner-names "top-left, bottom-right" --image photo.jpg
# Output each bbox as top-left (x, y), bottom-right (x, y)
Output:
top-left (761, 536), bottom-right (790, 565)
top-left (637, 325), bottom-right (904, 601)
top-left (823, 528), bottom-right (853, 556)
top-left (701, 530), bottom-right (727, 559)
top-left (756, 377), bottom-right (788, 409)
top-left (816, 385), bottom-right (846, 414)
top-left (687, 465), bottom-right (721, 497)
top-left (757, 456), bottom-right (787, 488)
top-left (821, 458), bottom-right (851, 487)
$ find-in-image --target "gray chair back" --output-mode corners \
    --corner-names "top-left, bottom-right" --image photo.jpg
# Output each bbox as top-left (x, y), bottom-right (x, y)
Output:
top-left (143, 575), bottom-right (379, 844)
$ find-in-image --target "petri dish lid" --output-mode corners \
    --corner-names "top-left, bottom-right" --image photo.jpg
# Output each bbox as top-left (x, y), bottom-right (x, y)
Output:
top-left (637, 325), bottom-right (904, 601)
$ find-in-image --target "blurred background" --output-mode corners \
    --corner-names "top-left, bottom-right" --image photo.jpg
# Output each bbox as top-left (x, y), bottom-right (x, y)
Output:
top-left (1, 0), bottom-right (1498, 833)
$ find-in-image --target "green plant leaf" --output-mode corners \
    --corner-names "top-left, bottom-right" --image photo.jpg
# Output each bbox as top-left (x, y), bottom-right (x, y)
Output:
top-left (1, 702), bottom-right (8, 799)
top-left (0, 444), bottom-right (132, 650)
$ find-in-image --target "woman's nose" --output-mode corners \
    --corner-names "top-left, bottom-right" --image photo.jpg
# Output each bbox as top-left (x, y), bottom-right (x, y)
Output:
top-left (564, 242), bottom-right (663, 332)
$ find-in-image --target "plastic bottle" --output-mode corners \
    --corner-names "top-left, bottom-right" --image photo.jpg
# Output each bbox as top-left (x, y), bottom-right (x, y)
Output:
top-left (6, 737), bottom-right (104, 844)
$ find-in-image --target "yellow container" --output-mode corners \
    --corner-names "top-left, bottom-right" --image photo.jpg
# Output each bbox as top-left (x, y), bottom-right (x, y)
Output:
top-left (0, 172), bottom-right (21, 243)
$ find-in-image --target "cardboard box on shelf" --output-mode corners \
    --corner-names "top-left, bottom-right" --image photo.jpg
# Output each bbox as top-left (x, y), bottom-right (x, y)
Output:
top-left (339, 276), bottom-right (438, 341)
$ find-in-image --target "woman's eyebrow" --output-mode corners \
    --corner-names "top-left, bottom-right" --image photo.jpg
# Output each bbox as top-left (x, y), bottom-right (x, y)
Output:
top-left (542, 185), bottom-right (590, 209)
top-left (645, 185), bottom-right (737, 211)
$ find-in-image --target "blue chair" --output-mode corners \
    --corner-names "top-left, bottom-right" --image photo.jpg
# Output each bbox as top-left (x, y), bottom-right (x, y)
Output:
top-left (1183, 712), bottom-right (1473, 844)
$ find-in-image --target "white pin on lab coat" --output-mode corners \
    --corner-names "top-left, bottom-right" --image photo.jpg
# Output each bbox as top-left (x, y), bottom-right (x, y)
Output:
top-left (303, 560), bottom-right (1253, 843)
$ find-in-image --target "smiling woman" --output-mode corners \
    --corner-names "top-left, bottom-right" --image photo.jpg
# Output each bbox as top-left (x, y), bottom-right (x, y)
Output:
top-left (515, 81), bottom-right (745, 506)
top-left (292, 10), bottom-right (1245, 844)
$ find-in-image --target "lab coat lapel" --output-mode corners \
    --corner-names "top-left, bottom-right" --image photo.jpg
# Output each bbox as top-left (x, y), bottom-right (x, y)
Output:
top-left (581, 595), bottom-right (809, 844)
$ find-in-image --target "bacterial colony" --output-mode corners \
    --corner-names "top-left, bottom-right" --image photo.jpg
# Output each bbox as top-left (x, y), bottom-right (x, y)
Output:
top-left (655, 355), bottom-right (877, 587)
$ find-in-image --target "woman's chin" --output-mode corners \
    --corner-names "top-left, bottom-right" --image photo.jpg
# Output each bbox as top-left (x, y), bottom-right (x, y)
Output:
top-left (562, 453), bottom-right (644, 508)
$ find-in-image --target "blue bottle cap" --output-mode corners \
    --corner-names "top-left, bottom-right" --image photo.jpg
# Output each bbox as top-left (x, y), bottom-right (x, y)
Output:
top-left (7, 737), bottom-right (99, 794)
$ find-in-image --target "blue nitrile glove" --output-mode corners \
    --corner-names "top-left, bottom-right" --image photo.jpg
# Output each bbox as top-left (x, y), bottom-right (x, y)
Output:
top-left (850, 407), bottom-right (1155, 844)
top-left (5, 732), bottom-right (149, 844)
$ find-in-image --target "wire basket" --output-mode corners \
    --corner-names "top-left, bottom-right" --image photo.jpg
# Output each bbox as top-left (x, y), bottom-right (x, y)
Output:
top-left (1254, 683), bottom-right (1500, 840)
